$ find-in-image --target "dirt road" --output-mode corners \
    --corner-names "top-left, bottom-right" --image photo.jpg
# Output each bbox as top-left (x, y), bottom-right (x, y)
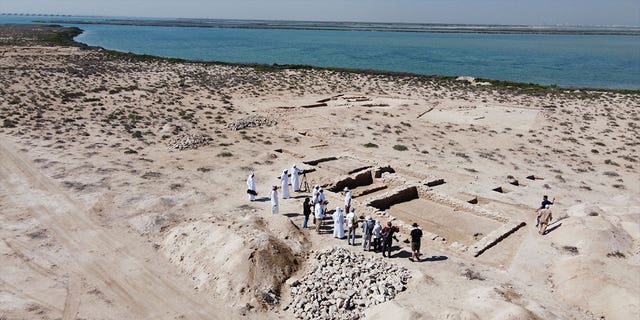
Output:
top-left (0, 138), bottom-right (226, 319)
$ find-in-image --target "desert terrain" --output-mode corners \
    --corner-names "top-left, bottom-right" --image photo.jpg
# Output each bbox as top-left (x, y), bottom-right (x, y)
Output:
top-left (0, 25), bottom-right (639, 320)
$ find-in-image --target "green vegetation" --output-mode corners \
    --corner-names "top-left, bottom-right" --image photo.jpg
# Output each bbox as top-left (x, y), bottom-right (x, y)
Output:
top-left (40, 27), bottom-right (83, 46)
top-left (393, 144), bottom-right (408, 151)
top-left (363, 142), bottom-right (379, 148)
top-left (217, 151), bottom-right (233, 157)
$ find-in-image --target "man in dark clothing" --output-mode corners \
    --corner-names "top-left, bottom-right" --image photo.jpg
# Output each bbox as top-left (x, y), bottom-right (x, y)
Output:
top-left (381, 221), bottom-right (399, 258)
top-left (410, 222), bottom-right (423, 261)
top-left (302, 197), bottom-right (311, 228)
top-left (536, 195), bottom-right (555, 227)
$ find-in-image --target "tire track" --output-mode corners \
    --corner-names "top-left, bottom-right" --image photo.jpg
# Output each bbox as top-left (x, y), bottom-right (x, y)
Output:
top-left (0, 139), bottom-right (226, 319)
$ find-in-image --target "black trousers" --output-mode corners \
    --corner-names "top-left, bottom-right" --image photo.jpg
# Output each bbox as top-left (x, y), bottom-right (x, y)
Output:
top-left (373, 238), bottom-right (381, 252)
top-left (382, 240), bottom-right (392, 256)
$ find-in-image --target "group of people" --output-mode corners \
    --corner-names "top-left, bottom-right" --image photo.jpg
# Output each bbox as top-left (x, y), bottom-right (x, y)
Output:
top-left (249, 173), bottom-right (425, 260)
top-left (301, 186), bottom-right (424, 261)
top-left (245, 164), bottom-right (305, 215)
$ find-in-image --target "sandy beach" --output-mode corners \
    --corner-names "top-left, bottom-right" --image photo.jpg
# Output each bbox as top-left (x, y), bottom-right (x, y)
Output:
top-left (1, 25), bottom-right (639, 320)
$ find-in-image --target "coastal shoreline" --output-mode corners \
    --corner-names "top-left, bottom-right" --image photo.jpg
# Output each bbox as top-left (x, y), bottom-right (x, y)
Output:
top-left (1, 24), bottom-right (638, 320)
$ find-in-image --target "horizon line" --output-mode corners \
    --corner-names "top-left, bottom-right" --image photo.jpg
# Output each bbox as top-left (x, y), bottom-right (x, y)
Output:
top-left (2, 12), bottom-right (639, 29)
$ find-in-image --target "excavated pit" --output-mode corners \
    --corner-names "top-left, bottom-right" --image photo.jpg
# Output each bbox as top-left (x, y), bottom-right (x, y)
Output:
top-left (328, 170), bottom-right (374, 192)
top-left (492, 186), bottom-right (510, 193)
top-left (425, 179), bottom-right (446, 187)
top-left (348, 165), bottom-right (373, 175)
top-left (387, 198), bottom-right (502, 246)
top-left (368, 186), bottom-right (419, 211)
top-left (373, 165), bottom-right (395, 178)
top-left (303, 157), bottom-right (338, 166)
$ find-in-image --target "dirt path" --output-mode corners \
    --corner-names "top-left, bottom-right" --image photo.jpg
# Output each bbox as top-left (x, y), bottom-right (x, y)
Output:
top-left (0, 138), bottom-right (226, 319)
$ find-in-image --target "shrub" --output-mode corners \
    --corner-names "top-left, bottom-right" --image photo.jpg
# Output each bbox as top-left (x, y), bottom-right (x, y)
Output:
top-left (217, 151), bottom-right (233, 157)
top-left (363, 142), bottom-right (378, 148)
top-left (393, 144), bottom-right (408, 151)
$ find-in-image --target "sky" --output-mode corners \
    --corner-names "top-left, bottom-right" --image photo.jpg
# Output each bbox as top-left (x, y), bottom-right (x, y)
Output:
top-left (1, 0), bottom-right (638, 26)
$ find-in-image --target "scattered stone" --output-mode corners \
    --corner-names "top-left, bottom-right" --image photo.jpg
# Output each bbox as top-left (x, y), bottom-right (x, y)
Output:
top-left (227, 115), bottom-right (276, 131)
top-left (166, 131), bottom-right (212, 150)
top-left (287, 247), bottom-right (411, 319)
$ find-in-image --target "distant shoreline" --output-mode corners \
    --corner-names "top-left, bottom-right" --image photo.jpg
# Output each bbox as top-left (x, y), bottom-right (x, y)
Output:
top-left (2, 24), bottom-right (638, 93)
top-left (32, 17), bottom-right (640, 36)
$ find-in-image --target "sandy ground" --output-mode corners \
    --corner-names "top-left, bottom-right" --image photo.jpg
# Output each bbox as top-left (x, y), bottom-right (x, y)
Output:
top-left (1, 25), bottom-right (639, 319)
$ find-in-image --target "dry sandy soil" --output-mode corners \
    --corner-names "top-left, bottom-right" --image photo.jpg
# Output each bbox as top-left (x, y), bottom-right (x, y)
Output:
top-left (1, 25), bottom-right (639, 320)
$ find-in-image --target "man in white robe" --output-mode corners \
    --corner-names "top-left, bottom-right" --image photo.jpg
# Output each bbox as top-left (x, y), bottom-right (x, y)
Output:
top-left (314, 196), bottom-right (324, 233)
top-left (280, 170), bottom-right (290, 199)
top-left (318, 189), bottom-right (326, 215)
top-left (270, 185), bottom-right (279, 214)
top-left (291, 164), bottom-right (302, 192)
top-left (246, 173), bottom-right (256, 201)
top-left (332, 207), bottom-right (345, 238)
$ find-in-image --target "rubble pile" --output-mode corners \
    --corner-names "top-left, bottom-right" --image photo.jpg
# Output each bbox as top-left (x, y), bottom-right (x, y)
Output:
top-left (227, 115), bottom-right (276, 131)
top-left (286, 247), bottom-right (411, 319)
top-left (166, 132), bottom-right (212, 150)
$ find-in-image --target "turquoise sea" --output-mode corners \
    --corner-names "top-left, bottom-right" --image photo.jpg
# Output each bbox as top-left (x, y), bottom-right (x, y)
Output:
top-left (1, 15), bottom-right (639, 89)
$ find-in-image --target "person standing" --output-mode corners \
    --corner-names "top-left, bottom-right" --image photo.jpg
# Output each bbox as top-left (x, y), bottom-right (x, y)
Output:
top-left (280, 170), bottom-right (290, 199)
top-left (346, 208), bottom-right (357, 245)
top-left (538, 205), bottom-right (553, 235)
top-left (291, 164), bottom-right (302, 192)
top-left (246, 173), bottom-right (256, 201)
top-left (314, 196), bottom-right (325, 233)
top-left (362, 216), bottom-right (375, 251)
top-left (311, 185), bottom-right (320, 224)
top-left (302, 197), bottom-right (311, 229)
top-left (535, 195), bottom-right (555, 227)
top-left (270, 185), bottom-right (279, 214)
top-left (372, 220), bottom-right (382, 252)
top-left (318, 189), bottom-right (326, 212)
top-left (381, 221), bottom-right (399, 258)
top-left (332, 207), bottom-right (345, 238)
top-left (410, 223), bottom-right (423, 261)
top-left (343, 187), bottom-right (352, 213)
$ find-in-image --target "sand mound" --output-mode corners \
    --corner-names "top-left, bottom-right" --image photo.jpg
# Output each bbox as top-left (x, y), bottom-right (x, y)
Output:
top-left (161, 215), bottom-right (306, 310)
top-left (549, 215), bottom-right (633, 257)
top-left (553, 256), bottom-right (640, 319)
top-left (547, 209), bottom-right (640, 319)
top-left (438, 286), bottom-right (550, 320)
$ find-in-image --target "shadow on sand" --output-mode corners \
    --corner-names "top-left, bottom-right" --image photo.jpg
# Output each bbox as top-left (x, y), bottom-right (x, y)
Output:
top-left (543, 222), bottom-right (562, 235)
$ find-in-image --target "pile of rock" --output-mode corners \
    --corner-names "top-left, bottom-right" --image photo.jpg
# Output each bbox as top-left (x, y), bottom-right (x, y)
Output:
top-left (166, 132), bottom-right (212, 150)
top-left (227, 115), bottom-right (276, 131)
top-left (286, 247), bottom-right (411, 320)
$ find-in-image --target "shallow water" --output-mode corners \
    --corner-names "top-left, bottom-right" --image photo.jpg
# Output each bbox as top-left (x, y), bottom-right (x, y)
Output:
top-left (2, 15), bottom-right (639, 89)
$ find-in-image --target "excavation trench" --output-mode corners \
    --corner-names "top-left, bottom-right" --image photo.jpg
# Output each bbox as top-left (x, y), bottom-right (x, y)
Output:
top-left (367, 186), bottom-right (419, 211)
top-left (303, 157), bottom-right (338, 166)
top-left (370, 187), bottom-right (503, 246)
top-left (328, 170), bottom-right (374, 193)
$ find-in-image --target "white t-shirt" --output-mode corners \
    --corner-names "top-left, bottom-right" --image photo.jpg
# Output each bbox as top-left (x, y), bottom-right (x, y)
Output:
top-left (346, 212), bottom-right (356, 228)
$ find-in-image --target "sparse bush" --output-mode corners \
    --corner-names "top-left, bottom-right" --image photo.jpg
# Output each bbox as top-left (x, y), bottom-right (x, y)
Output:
top-left (2, 119), bottom-right (17, 128)
top-left (393, 144), bottom-right (408, 151)
top-left (363, 142), bottom-right (378, 148)
top-left (217, 151), bottom-right (233, 157)
top-left (607, 251), bottom-right (626, 258)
